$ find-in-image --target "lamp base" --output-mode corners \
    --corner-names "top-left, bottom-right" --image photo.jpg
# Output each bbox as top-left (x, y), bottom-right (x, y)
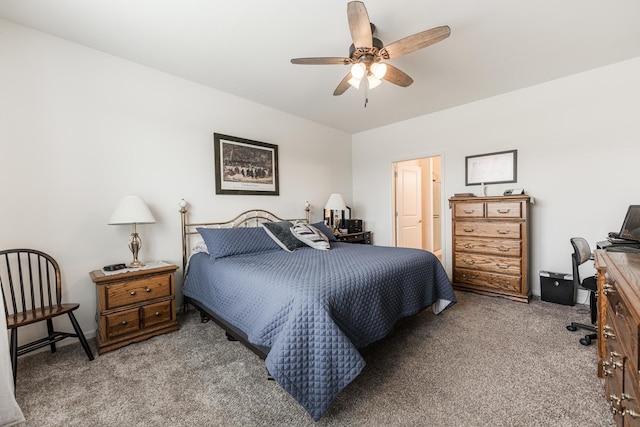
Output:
top-left (128, 259), bottom-right (144, 268)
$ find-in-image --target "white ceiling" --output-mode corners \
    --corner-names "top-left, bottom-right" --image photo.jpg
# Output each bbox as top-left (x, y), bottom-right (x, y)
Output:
top-left (1, 0), bottom-right (639, 134)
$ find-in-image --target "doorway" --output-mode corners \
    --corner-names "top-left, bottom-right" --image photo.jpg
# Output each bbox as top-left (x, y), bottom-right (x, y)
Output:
top-left (393, 156), bottom-right (443, 260)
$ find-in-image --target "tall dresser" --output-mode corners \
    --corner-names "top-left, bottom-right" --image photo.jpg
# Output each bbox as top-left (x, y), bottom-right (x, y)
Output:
top-left (449, 195), bottom-right (531, 303)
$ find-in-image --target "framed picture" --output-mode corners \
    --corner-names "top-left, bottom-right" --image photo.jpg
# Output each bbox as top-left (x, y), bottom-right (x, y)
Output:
top-left (214, 133), bottom-right (279, 195)
top-left (465, 149), bottom-right (517, 186)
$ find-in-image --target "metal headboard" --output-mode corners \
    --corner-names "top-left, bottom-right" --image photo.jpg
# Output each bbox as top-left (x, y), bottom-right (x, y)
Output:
top-left (178, 199), bottom-right (311, 279)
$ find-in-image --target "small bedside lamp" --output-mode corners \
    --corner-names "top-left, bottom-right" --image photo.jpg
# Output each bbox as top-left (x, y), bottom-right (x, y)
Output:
top-left (325, 193), bottom-right (347, 236)
top-left (109, 196), bottom-right (156, 268)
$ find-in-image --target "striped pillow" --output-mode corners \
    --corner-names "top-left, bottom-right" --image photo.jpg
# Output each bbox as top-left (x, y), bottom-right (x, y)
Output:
top-left (290, 223), bottom-right (330, 250)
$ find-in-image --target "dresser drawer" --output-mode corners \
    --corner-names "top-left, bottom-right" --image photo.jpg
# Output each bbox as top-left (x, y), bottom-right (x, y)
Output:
top-left (142, 300), bottom-right (173, 328)
top-left (486, 201), bottom-right (522, 218)
top-left (105, 273), bottom-right (172, 309)
top-left (606, 286), bottom-right (640, 370)
top-left (455, 253), bottom-right (522, 275)
top-left (454, 268), bottom-right (521, 293)
top-left (454, 237), bottom-right (522, 257)
top-left (454, 202), bottom-right (484, 218)
top-left (106, 308), bottom-right (140, 338)
top-left (454, 221), bottom-right (521, 239)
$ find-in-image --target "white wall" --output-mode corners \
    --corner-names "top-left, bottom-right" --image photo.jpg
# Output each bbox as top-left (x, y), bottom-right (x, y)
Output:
top-left (0, 19), bottom-right (352, 344)
top-left (353, 57), bottom-right (640, 299)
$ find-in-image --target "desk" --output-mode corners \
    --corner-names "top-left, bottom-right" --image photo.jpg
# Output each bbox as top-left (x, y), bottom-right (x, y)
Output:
top-left (594, 250), bottom-right (640, 425)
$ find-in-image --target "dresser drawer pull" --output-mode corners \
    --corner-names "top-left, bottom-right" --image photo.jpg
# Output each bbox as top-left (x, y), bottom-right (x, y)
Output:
top-left (121, 320), bottom-right (128, 326)
top-left (461, 273), bottom-right (478, 280)
top-left (603, 369), bottom-right (613, 377)
top-left (463, 243), bottom-right (475, 249)
top-left (462, 259), bottom-right (476, 265)
top-left (603, 284), bottom-right (616, 295)
top-left (497, 209), bottom-right (511, 214)
top-left (489, 278), bottom-right (510, 287)
top-left (603, 325), bottom-right (616, 340)
top-left (130, 291), bottom-right (136, 296)
top-left (145, 287), bottom-right (152, 293)
top-left (463, 209), bottom-right (475, 214)
top-left (496, 230), bottom-right (511, 235)
top-left (496, 246), bottom-right (511, 252)
top-left (496, 263), bottom-right (511, 269)
top-left (624, 409), bottom-right (640, 419)
top-left (155, 312), bottom-right (161, 316)
top-left (463, 228), bottom-right (474, 233)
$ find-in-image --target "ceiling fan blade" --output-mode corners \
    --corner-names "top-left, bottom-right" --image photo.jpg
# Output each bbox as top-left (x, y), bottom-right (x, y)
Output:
top-left (291, 57), bottom-right (350, 65)
top-left (382, 64), bottom-right (414, 87)
top-left (347, 1), bottom-right (372, 48)
top-left (382, 26), bottom-right (451, 59)
top-left (333, 73), bottom-right (352, 96)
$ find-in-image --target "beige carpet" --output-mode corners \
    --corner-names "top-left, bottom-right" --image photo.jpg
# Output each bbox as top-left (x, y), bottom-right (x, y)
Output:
top-left (14, 291), bottom-right (614, 426)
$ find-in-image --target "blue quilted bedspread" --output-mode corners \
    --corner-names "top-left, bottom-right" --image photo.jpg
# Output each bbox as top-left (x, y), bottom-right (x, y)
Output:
top-left (183, 242), bottom-right (455, 420)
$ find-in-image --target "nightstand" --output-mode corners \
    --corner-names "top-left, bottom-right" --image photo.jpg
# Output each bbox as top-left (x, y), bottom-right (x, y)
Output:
top-left (336, 231), bottom-right (372, 244)
top-left (89, 263), bottom-right (179, 354)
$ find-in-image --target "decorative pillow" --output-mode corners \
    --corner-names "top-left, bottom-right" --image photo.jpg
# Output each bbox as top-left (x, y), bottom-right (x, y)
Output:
top-left (290, 223), bottom-right (331, 250)
top-left (197, 227), bottom-right (280, 259)
top-left (311, 221), bottom-right (337, 242)
top-left (262, 221), bottom-right (306, 252)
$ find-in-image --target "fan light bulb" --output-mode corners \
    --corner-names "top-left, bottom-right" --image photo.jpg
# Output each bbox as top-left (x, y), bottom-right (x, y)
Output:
top-left (367, 75), bottom-right (382, 89)
top-left (351, 63), bottom-right (366, 79)
top-left (348, 77), bottom-right (361, 89)
top-left (371, 62), bottom-right (387, 79)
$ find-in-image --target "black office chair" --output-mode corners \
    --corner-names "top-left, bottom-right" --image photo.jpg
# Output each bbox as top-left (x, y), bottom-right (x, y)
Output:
top-left (566, 238), bottom-right (598, 346)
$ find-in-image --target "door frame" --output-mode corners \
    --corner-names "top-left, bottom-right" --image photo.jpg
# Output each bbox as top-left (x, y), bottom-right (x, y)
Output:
top-left (391, 153), bottom-right (446, 268)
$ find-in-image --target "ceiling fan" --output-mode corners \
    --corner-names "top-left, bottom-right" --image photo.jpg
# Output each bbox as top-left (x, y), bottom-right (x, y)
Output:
top-left (290, 1), bottom-right (451, 99)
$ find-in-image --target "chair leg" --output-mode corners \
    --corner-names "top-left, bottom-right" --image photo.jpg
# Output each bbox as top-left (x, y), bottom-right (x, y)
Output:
top-left (10, 328), bottom-right (18, 387)
top-left (67, 311), bottom-right (94, 361)
top-left (46, 318), bottom-right (56, 354)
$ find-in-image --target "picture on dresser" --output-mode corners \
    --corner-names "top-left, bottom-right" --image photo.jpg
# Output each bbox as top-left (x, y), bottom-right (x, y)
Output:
top-left (465, 149), bottom-right (517, 185)
top-left (214, 133), bottom-right (279, 195)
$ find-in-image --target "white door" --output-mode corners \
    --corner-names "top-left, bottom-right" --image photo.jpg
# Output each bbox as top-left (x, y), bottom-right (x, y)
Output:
top-left (396, 163), bottom-right (423, 249)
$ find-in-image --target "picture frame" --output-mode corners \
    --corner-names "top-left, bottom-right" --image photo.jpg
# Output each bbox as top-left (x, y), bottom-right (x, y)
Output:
top-left (465, 149), bottom-right (517, 186)
top-left (214, 133), bottom-right (279, 195)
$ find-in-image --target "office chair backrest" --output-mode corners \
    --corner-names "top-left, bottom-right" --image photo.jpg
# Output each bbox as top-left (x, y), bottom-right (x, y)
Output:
top-left (570, 237), bottom-right (591, 281)
top-left (0, 249), bottom-right (62, 320)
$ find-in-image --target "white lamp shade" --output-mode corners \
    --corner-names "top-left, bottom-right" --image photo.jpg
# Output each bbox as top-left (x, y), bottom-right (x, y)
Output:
top-left (108, 196), bottom-right (156, 225)
top-left (325, 193), bottom-right (347, 211)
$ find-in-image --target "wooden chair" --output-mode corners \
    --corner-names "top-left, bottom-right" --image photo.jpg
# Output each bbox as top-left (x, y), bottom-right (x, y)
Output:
top-left (0, 249), bottom-right (94, 386)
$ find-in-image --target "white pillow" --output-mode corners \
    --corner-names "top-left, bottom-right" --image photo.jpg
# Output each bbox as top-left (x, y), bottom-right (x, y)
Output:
top-left (290, 223), bottom-right (330, 250)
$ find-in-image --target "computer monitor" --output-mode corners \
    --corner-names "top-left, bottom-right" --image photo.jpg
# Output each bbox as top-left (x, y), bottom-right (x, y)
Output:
top-left (619, 205), bottom-right (640, 243)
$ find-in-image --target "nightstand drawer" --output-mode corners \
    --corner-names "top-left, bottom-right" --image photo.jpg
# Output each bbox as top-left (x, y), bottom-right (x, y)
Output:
top-left (105, 274), bottom-right (172, 309)
top-left (106, 308), bottom-right (140, 338)
top-left (142, 301), bottom-right (173, 328)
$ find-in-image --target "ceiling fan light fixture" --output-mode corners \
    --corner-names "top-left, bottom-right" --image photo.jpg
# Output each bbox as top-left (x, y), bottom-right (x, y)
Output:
top-left (367, 75), bottom-right (382, 89)
top-left (370, 62), bottom-right (387, 79)
top-left (348, 76), bottom-right (362, 89)
top-left (351, 62), bottom-right (366, 79)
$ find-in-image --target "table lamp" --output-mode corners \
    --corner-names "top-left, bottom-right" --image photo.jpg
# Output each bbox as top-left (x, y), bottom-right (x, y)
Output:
top-left (324, 193), bottom-right (347, 235)
top-left (109, 196), bottom-right (156, 267)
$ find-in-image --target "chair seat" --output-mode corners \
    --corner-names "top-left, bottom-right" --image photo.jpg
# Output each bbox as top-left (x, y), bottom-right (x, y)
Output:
top-left (581, 275), bottom-right (597, 292)
top-left (6, 303), bottom-right (80, 329)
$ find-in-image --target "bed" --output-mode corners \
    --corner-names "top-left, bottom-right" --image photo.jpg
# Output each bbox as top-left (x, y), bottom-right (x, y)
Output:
top-left (179, 202), bottom-right (456, 421)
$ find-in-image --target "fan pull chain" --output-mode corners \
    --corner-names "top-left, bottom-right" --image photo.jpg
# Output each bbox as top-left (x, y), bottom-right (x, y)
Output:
top-left (364, 76), bottom-right (369, 108)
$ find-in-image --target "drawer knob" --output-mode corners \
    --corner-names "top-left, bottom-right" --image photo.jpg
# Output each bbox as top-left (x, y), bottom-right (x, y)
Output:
top-left (624, 409), bottom-right (640, 419)
top-left (121, 320), bottom-right (128, 326)
top-left (130, 291), bottom-right (136, 296)
top-left (155, 311), bottom-right (161, 316)
top-left (145, 287), bottom-right (152, 293)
